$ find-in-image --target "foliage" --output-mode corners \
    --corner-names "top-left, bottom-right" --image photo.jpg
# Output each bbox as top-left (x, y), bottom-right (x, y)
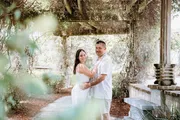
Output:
top-left (0, 3), bottom-right (58, 119)
top-left (171, 32), bottom-right (180, 50)
top-left (42, 72), bottom-right (64, 93)
top-left (111, 40), bottom-right (132, 98)
top-left (129, 0), bottom-right (160, 82)
top-left (112, 73), bottom-right (124, 98)
top-left (3, 86), bottom-right (27, 112)
top-left (112, 0), bottom-right (160, 95)
top-left (172, 0), bottom-right (180, 16)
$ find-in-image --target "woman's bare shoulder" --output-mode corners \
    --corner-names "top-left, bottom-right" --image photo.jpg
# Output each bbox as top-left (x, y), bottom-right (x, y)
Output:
top-left (77, 63), bottom-right (85, 68)
top-left (77, 64), bottom-right (86, 72)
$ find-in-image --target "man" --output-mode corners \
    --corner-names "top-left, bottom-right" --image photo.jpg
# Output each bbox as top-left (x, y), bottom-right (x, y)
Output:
top-left (82, 40), bottom-right (112, 120)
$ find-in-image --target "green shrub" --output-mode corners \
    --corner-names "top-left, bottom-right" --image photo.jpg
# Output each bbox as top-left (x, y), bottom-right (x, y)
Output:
top-left (112, 72), bottom-right (123, 98)
top-left (42, 73), bottom-right (64, 93)
top-left (0, 3), bottom-right (56, 119)
top-left (112, 71), bottom-right (129, 98)
top-left (4, 86), bottom-right (27, 111)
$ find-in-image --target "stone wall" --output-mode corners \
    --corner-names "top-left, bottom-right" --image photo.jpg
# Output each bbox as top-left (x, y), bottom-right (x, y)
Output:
top-left (165, 91), bottom-right (180, 110)
top-left (129, 84), bottom-right (151, 101)
top-left (32, 34), bottom-right (129, 87)
top-left (129, 84), bottom-right (180, 113)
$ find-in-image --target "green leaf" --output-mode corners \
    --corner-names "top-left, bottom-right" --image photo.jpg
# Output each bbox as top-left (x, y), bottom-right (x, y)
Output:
top-left (28, 41), bottom-right (38, 55)
top-left (6, 32), bottom-right (30, 54)
top-left (0, 84), bottom-right (6, 97)
top-left (0, 54), bottom-right (8, 72)
top-left (3, 73), bottom-right (14, 83)
top-left (26, 79), bottom-right (48, 95)
top-left (7, 96), bottom-right (16, 106)
top-left (42, 101), bottom-right (101, 120)
top-left (42, 73), bottom-right (62, 85)
top-left (0, 73), bottom-right (14, 97)
top-left (0, 101), bottom-right (5, 120)
top-left (20, 54), bottom-right (28, 68)
top-left (7, 3), bottom-right (16, 13)
top-left (15, 74), bottom-right (48, 95)
top-left (0, 9), bottom-right (3, 16)
top-left (14, 10), bottom-right (21, 20)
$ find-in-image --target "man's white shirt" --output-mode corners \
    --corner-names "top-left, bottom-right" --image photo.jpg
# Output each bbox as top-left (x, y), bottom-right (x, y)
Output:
top-left (91, 53), bottom-right (112, 100)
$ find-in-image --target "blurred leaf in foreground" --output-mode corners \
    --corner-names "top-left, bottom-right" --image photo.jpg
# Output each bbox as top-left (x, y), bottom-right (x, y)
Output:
top-left (37, 100), bottom-right (102, 120)
top-left (31, 14), bottom-right (58, 33)
top-left (6, 31), bottom-right (30, 54)
top-left (0, 54), bottom-right (8, 72)
top-left (15, 73), bottom-right (49, 96)
top-left (28, 41), bottom-right (39, 56)
top-left (0, 101), bottom-right (5, 120)
top-left (14, 10), bottom-right (21, 20)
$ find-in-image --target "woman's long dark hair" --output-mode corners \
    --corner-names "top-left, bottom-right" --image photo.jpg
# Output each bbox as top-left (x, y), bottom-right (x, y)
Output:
top-left (73, 49), bottom-right (86, 74)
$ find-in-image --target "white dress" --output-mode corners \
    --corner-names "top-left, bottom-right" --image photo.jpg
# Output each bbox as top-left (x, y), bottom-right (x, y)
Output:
top-left (71, 72), bottom-right (90, 106)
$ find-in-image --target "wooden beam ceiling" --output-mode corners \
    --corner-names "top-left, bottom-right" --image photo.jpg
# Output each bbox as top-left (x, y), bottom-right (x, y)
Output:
top-left (52, 0), bottom-right (131, 36)
top-left (123, 0), bottom-right (154, 15)
top-left (138, 0), bottom-right (153, 13)
top-left (54, 21), bottom-right (130, 36)
top-left (125, 0), bottom-right (138, 15)
top-left (0, 0), bottom-right (152, 36)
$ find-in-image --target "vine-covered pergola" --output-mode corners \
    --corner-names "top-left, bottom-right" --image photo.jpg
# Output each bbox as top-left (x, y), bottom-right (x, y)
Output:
top-left (1, 0), bottom-right (178, 86)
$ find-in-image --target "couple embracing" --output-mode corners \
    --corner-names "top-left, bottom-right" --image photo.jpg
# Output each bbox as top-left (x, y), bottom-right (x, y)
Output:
top-left (71, 40), bottom-right (112, 120)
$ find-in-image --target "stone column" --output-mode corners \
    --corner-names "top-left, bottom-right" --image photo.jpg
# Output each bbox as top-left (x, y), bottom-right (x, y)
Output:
top-left (160, 0), bottom-right (171, 65)
top-left (61, 35), bottom-right (71, 88)
top-left (154, 0), bottom-right (176, 86)
top-left (148, 0), bottom-right (179, 114)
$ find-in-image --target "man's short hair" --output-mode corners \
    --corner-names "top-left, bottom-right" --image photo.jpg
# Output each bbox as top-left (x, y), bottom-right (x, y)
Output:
top-left (96, 40), bottom-right (106, 48)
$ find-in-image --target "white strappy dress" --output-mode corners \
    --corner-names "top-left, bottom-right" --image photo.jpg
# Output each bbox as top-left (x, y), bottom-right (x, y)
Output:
top-left (71, 72), bottom-right (90, 106)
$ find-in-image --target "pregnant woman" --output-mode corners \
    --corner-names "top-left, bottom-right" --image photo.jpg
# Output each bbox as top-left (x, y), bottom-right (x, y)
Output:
top-left (71, 49), bottom-right (96, 106)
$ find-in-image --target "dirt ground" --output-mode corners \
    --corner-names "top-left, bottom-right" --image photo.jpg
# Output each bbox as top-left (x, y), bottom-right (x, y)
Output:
top-left (110, 98), bottom-right (130, 117)
top-left (7, 89), bottom-right (130, 120)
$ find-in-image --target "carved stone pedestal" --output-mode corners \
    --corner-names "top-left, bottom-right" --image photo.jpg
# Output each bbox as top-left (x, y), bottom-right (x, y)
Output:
top-left (154, 64), bottom-right (176, 86)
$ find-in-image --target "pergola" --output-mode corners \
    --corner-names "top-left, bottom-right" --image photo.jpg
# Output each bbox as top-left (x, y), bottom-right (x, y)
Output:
top-left (49, 0), bottom-right (174, 86)
top-left (1, 0), bottom-right (177, 86)
top-left (57, 0), bottom-right (175, 86)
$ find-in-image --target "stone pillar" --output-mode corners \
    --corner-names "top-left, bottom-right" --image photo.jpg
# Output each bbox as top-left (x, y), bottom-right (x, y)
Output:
top-left (154, 0), bottom-right (176, 86)
top-left (61, 35), bottom-right (71, 88)
top-left (160, 0), bottom-right (171, 65)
